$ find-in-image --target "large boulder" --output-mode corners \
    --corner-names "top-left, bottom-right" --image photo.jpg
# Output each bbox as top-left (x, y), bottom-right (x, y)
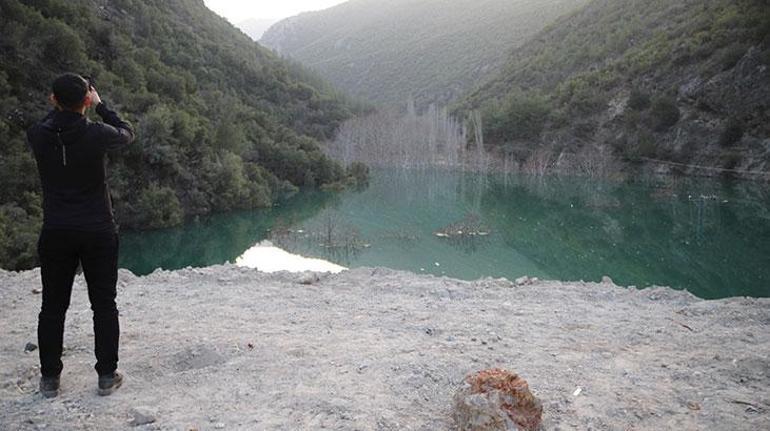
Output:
top-left (452, 369), bottom-right (543, 431)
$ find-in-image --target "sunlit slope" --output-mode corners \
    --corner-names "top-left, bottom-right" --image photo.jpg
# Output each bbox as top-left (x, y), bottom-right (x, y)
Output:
top-left (459, 0), bottom-right (770, 171)
top-left (260, 0), bottom-right (588, 107)
top-left (0, 0), bottom-right (356, 270)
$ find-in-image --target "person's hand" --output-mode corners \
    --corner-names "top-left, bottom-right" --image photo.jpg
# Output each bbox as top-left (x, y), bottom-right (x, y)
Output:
top-left (88, 88), bottom-right (102, 108)
top-left (48, 93), bottom-right (61, 110)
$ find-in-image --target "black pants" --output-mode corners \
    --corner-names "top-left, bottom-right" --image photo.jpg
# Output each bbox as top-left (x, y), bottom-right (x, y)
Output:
top-left (37, 229), bottom-right (120, 377)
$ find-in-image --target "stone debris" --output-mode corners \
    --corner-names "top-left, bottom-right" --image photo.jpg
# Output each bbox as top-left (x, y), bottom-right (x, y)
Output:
top-left (129, 407), bottom-right (156, 427)
top-left (24, 342), bottom-right (37, 353)
top-left (514, 276), bottom-right (530, 286)
top-left (0, 266), bottom-right (767, 430)
top-left (453, 369), bottom-right (543, 431)
top-left (297, 273), bottom-right (320, 285)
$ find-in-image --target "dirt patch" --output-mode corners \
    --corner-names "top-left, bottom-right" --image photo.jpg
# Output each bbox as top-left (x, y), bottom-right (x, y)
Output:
top-left (0, 265), bottom-right (768, 429)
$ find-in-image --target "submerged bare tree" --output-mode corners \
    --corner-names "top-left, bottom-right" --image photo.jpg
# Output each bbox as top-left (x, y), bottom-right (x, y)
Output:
top-left (469, 110), bottom-right (489, 173)
top-left (328, 102), bottom-right (623, 179)
top-left (517, 145), bottom-right (624, 179)
top-left (572, 145), bottom-right (624, 179)
top-left (434, 213), bottom-right (491, 254)
top-left (522, 148), bottom-right (555, 177)
top-left (270, 211), bottom-right (368, 265)
top-left (327, 103), bottom-right (469, 170)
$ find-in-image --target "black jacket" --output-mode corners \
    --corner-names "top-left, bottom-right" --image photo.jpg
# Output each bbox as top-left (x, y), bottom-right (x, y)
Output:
top-left (27, 103), bottom-right (134, 232)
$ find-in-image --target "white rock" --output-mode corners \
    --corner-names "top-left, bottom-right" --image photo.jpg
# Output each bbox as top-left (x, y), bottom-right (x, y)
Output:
top-left (129, 407), bottom-right (156, 426)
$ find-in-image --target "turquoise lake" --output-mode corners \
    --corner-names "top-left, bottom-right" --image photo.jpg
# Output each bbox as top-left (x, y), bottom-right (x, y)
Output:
top-left (120, 169), bottom-right (770, 299)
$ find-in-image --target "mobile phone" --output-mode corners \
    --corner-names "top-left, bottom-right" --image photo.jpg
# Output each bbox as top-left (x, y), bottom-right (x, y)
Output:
top-left (82, 75), bottom-right (95, 90)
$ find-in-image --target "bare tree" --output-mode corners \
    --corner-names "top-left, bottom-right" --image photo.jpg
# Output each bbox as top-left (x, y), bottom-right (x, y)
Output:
top-left (571, 145), bottom-right (624, 179)
top-left (326, 102), bottom-right (468, 170)
top-left (326, 104), bottom-right (624, 180)
top-left (523, 148), bottom-right (554, 177)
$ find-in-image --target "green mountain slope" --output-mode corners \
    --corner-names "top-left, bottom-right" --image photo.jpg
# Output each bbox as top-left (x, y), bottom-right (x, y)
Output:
top-left (460, 0), bottom-right (770, 173)
top-left (260, 0), bottom-right (588, 107)
top-left (0, 0), bottom-right (358, 270)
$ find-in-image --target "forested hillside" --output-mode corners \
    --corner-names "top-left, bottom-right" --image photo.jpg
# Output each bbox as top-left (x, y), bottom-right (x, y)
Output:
top-left (0, 0), bottom-right (360, 270)
top-left (460, 0), bottom-right (770, 174)
top-left (260, 0), bottom-right (587, 107)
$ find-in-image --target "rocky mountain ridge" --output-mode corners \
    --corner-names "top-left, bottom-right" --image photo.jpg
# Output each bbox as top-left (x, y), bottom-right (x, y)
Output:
top-left (459, 0), bottom-right (770, 177)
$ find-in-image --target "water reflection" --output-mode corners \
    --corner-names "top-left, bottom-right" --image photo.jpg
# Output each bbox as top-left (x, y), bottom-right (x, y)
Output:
top-left (235, 241), bottom-right (346, 273)
top-left (481, 173), bottom-right (770, 299)
top-left (120, 168), bottom-right (770, 299)
top-left (119, 191), bottom-right (336, 275)
top-left (268, 211), bottom-right (369, 266)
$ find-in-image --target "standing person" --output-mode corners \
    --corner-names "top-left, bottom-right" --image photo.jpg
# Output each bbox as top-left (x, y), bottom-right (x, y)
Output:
top-left (27, 73), bottom-right (134, 398)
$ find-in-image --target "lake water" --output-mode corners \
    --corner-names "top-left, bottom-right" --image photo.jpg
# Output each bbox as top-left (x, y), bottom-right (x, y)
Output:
top-left (120, 169), bottom-right (770, 299)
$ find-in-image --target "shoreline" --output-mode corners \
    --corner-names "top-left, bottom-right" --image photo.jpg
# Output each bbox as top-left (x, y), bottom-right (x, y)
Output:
top-left (349, 154), bottom-right (770, 184)
top-left (1, 265), bottom-right (768, 429)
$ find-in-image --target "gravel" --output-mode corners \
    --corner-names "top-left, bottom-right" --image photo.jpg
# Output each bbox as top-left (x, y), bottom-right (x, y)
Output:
top-left (0, 265), bottom-right (768, 430)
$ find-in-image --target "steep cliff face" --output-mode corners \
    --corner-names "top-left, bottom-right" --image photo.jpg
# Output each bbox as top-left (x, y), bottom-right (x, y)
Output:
top-left (459, 0), bottom-right (770, 176)
top-left (261, 0), bottom-right (588, 107)
top-left (648, 46), bottom-right (770, 175)
top-left (593, 46), bottom-right (770, 177)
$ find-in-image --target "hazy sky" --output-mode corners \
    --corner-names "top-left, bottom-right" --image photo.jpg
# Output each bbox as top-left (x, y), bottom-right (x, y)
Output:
top-left (203, 0), bottom-right (348, 22)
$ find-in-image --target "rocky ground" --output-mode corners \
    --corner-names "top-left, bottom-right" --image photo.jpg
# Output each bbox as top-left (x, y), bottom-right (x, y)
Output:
top-left (0, 265), bottom-right (768, 430)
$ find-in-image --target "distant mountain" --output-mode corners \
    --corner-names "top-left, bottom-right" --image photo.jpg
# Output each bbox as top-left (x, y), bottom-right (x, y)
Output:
top-left (0, 0), bottom-right (358, 270)
top-left (238, 17), bottom-right (278, 41)
top-left (459, 0), bottom-right (770, 174)
top-left (260, 0), bottom-right (588, 107)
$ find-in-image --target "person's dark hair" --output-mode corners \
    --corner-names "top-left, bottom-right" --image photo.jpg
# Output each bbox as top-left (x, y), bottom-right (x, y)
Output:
top-left (52, 73), bottom-right (89, 110)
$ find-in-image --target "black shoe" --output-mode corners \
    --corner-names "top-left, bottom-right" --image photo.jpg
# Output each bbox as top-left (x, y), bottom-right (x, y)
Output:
top-left (39, 376), bottom-right (60, 399)
top-left (97, 371), bottom-right (123, 396)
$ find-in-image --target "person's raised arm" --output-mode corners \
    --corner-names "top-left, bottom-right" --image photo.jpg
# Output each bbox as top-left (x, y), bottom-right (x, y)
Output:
top-left (90, 88), bottom-right (135, 150)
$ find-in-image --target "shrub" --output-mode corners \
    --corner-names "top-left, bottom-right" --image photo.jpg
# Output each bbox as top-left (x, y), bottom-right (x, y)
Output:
top-left (347, 162), bottom-right (370, 187)
top-left (0, 202), bottom-right (42, 270)
top-left (558, 75), bottom-right (609, 115)
top-left (719, 118), bottom-right (744, 147)
top-left (205, 152), bottom-right (273, 211)
top-left (623, 109), bottom-right (641, 130)
top-left (695, 98), bottom-right (716, 113)
top-left (627, 89), bottom-right (651, 111)
top-left (650, 95), bottom-right (681, 131)
top-left (759, 47), bottom-right (770, 66)
top-left (43, 19), bottom-right (86, 67)
top-left (720, 44), bottom-right (747, 71)
top-left (572, 120), bottom-right (597, 140)
top-left (242, 163), bottom-right (273, 208)
top-left (721, 152), bottom-right (742, 177)
top-left (671, 139), bottom-right (698, 164)
top-left (135, 184), bottom-right (183, 229)
top-left (483, 92), bottom-right (551, 143)
top-left (627, 130), bottom-right (658, 161)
